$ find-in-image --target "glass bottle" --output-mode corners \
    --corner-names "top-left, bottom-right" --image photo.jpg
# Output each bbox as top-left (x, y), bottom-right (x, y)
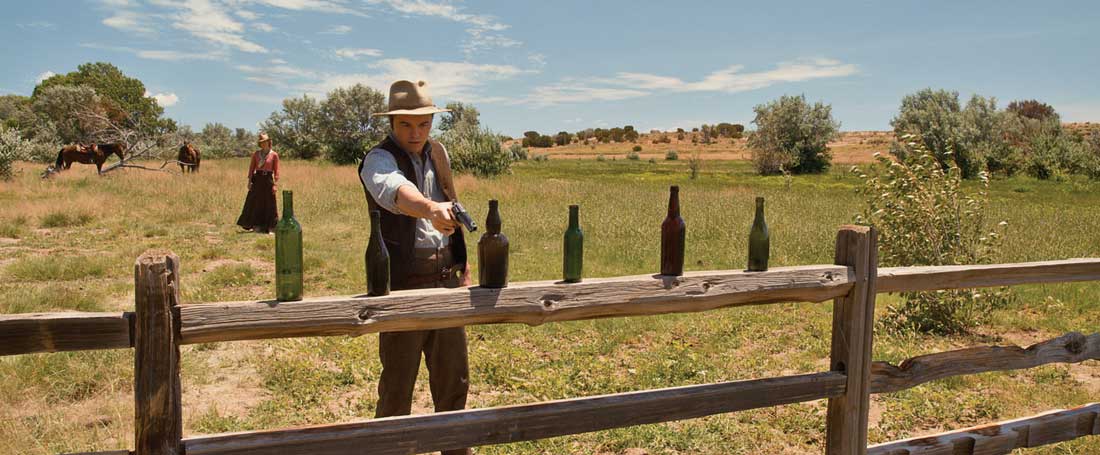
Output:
top-left (275, 190), bottom-right (303, 301)
top-left (563, 205), bottom-right (583, 283)
top-left (747, 196), bottom-right (770, 271)
top-left (478, 200), bottom-right (509, 288)
top-left (365, 210), bottom-right (390, 296)
top-left (660, 185), bottom-right (686, 276)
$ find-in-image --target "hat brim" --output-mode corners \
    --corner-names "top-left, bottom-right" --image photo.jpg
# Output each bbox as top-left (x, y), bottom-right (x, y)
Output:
top-left (371, 106), bottom-right (452, 117)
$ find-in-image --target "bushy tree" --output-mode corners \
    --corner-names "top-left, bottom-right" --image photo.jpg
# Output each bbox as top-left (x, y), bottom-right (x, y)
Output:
top-left (609, 127), bottom-right (625, 142)
top-left (0, 95), bottom-right (36, 132)
top-left (623, 125), bottom-right (639, 142)
top-left (33, 62), bottom-right (168, 134)
top-left (0, 126), bottom-right (27, 180)
top-left (198, 122), bottom-right (235, 158)
top-left (318, 84), bottom-right (387, 164)
top-left (855, 141), bottom-right (1012, 334)
top-left (715, 122), bottom-right (744, 138)
top-left (1006, 99), bottom-right (1058, 122)
top-left (747, 94), bottom-right (839, 175)
top-left (554, 131), bottom-right (571, 146)
top-left (259, 95), bottom-right (325, 160)
top-left (439, 101), bottom-right (480, 133)
top-left (890, 89), bottom-right (978, 177)
top-left (234, 128), bottom-right (256, 156)
top-left (439, 127), bottom-right (511, 178)
top-left (31, 85), bottom-right (107, 144)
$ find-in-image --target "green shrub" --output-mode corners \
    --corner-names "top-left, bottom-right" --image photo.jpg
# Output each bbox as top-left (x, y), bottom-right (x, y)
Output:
top-left (626, 151), bottom-right (640, 160)
top-left (0, 126), bottom-right (27, 180)
top-left (687, 153), bottom-right (702, 179)
top-left (665, 151), bottom-right (678, 161)
top-left (440, 127), bottom-right (512, 178)
top-left (632, 145), bottom-right (642, 152)
top-left (855, 141), bottom-right (1012, 334)
top-left (40, 211), bottom-right (94, 228)
top-left (596, 154), bottom-right (606, 162)
top-left (532, 154), bottom-right (548, 162)
top-left (508, 143), bottom-right (527, 161)
top-left (647, 157), bottom-right (656, 164)
top-left (748, 94), bottom-right (838, 175)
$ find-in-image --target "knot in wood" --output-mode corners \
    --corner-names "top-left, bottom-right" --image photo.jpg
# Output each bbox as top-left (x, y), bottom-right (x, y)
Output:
top-left (358, 308), bottom-right (374, 320)
top-left (1065, 333), bottom-right (1086, 355)
top-left (540, 293), bottom-right (565, 309)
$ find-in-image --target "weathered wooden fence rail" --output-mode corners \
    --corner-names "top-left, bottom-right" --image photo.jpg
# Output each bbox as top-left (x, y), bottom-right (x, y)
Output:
top-left (2, 227), bottom-right (1099, 455)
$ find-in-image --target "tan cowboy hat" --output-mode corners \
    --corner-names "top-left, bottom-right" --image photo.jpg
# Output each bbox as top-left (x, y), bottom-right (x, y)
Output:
top-left (257, 132), bottom-right (272, 146)
top-left (371, 80), bottom-right (451, 117)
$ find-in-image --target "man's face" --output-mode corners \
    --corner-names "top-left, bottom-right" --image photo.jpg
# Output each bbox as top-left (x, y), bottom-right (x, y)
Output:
top-left (391, 114), bottom-right (434, 153)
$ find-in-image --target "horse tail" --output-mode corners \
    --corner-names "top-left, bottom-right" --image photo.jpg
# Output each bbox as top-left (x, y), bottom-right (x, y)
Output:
top-left (54, 148), bottom-right (64, 169)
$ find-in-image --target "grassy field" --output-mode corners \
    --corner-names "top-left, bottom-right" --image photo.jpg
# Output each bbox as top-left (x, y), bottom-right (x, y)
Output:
top-left (1, 157), bottom-right (1098, 454)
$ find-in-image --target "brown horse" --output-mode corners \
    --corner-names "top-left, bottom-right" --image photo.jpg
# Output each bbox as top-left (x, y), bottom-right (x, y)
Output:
top-left (53, 143), bottom-right (126, 174)
top-left (177, 143), bottom-right (201, 173)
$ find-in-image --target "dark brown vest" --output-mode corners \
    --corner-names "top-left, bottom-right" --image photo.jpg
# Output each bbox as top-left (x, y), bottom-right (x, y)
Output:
top-left (359, 137), bottom-right (467, 289)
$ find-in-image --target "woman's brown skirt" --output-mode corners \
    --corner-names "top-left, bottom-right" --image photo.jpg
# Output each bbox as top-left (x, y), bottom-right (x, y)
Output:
top-left (237, 172), bottom-right (278, 232)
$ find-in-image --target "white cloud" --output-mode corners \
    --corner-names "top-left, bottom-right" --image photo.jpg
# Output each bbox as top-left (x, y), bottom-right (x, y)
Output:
top-left (235, 9), bottom-right (259, 20)
top-left (254, 22), bottom-right (275, 32)
top-left (35, 71), bottom-right (57, 84)
top-left (270, 58), bottom-right (288, 64)
top-left (526, 84), bottom-right (648, 107)
top-left (293, 58), bottom-right (531, 102)
top-left (527, 53), bottom-right (546, 68)
top-left (145, 90), bottom-right (180, 107)
top-left (248, 0), bottom-right (366, 16)
top-left (319, 24), bottom-right (352, 34)
top-left (365, 0), bottom-right (518, 54)
top-left (158, 0), bottom-right (268, 53)
top-left (102, 10), bottom-right (156, 34)
top-left (333, 47), bottom-right (383, 60)
top-left (81, 42), bottom-right (227, 61)
top-left (525, 58), bottom-right (859, 107)
top-left (136, 49), bottom-right (227, 61)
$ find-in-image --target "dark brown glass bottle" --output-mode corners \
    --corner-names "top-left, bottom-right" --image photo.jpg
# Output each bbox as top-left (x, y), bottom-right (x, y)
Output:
top-left (478, 200), bottom-right (509, 288)
top-left (660, 185), bottom-right (686, 276)
top-left (365, 210), bottom-right (390, 296)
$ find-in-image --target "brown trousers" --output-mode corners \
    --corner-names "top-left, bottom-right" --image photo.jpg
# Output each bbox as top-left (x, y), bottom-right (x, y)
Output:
top-left (375, 247), bottom-right (471, 455)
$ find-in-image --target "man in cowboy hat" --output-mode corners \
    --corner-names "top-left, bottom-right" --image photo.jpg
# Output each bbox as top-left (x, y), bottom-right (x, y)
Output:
top-left (358, 80), bottom-right (473, 455)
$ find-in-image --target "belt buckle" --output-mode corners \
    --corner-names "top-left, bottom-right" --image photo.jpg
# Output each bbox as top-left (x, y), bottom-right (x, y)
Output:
top-left (440, 265), bottom-right (451, 282)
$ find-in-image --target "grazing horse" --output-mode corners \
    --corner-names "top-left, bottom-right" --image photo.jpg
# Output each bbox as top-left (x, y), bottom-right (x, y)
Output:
top-left (53, 143), bottom-right (126, 174)
top-left (177, 143), bottom-right (201, 173)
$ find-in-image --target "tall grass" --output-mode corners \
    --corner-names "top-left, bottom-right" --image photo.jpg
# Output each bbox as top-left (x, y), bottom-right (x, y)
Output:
top-left (0, 159), bottom-right (1098, 454)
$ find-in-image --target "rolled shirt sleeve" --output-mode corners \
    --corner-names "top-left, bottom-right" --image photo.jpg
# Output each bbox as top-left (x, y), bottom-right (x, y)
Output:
top-left (360, 148), bottom-right (417, 215)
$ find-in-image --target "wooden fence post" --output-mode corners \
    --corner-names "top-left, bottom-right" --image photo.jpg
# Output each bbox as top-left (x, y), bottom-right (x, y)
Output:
top-left (134, 251), bottom-right (183, 455)
top-left (826, 226), bottom-right (878, 455)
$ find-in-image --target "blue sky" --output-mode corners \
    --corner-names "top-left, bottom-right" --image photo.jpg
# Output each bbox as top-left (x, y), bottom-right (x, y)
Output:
top-left (3, 1), bottom-right (1099, 136)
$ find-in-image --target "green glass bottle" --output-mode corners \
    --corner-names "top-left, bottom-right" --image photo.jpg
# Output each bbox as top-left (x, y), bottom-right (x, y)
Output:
top-left (563, 205), bottom-right (583, 283)
top-left (275, 190), bottom-right (303, 301)
top-left (365, 210), bottom-right (390, 296)
top-left (478, 200), bottom-right (509, 288)
top-left (747, 196), bottom-right (769, 272)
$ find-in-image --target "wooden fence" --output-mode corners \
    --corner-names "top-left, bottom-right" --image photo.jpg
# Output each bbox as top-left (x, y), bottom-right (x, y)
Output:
top-left (2, 225), bottom-right (1099, 455)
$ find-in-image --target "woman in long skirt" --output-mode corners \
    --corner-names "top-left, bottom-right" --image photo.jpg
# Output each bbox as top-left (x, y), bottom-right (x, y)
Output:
top-left (236, 132), bottom-right (281, 233)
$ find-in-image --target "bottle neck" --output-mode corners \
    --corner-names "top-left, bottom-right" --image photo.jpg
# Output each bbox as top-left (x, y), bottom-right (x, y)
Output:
top-left (568, 205), bottom-right (579, 229)
top-left (755, 198), bottom-right (764, 217)
top-left (282, 191), bottom-right (294, 218)
top-left (667, 187), bottom-right (680, 218)
top-left (369, 211), bottom-right (382, 235)
top-left (486, 200), bottom-right (502, 234)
